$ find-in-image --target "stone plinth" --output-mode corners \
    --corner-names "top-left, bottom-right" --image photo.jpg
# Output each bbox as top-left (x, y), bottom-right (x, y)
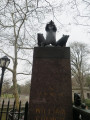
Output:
top-left (28, 47), bottom-right (73, 120)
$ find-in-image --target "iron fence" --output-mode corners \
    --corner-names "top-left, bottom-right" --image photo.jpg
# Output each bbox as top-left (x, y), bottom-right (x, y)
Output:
top-left (73, 105), bottom-right (90, 120)
top-left (0, 100), bottom-right (28, 120)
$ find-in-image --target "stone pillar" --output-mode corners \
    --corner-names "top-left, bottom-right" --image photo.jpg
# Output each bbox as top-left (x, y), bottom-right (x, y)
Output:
top-left (28, 47), bottom-right (73, 120)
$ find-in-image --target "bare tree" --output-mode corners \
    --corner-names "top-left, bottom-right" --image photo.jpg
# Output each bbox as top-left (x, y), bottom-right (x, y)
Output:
top-left (0, 0), bottom-right (65, 109)
top-left (70, 42), bottom-right (90, 101)
top-left (2, 80), bottom-right (10, 95)
top-left (0, 0), bottom-right (37, 109)
top-left (71, 0), bottom-right (90, 33)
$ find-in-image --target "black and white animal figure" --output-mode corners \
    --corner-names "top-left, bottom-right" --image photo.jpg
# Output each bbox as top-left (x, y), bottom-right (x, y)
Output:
top-left (56, 35), bottom-right (69, 47)
top-left (81, 103), bottom-right (86, 109)
top-left (37, 33), bottom-right (45, 46)
top-left (74, 93), bottom-right (81, 107)
top-left (42, 20), bottom-right (57, 46)
top-left (74, 93), bottom-right (86, 109)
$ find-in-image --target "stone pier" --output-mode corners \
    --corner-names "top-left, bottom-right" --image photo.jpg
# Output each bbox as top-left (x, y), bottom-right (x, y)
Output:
top-left (28, 47), bottom-right (73, 120)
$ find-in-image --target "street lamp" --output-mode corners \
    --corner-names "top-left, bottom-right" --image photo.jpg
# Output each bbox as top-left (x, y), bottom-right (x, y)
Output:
top-left (0, 56), bottom-right (10, 97)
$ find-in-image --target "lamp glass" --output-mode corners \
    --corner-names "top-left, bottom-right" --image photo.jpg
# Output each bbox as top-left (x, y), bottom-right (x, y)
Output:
top-left (0, 59), bottom-right (6, 67)
top-left (5, 60), bottom-right (10, 67)
top-left (0, 56), bottom-right (10, 67)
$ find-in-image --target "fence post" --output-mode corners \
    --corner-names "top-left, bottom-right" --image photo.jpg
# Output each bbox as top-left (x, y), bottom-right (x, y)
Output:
top-left (0, 100), bottom-right (29, 120)
top-left (6, 100), bottom-right (10, 120)
top-left (18, 101), bottom-right (21, 120)
top-left (24, 101), bottom-right (28, 120)
top-left (12, 100), bottom-right (16, 120)
top-left (0, 100), bottom-right (4, 120)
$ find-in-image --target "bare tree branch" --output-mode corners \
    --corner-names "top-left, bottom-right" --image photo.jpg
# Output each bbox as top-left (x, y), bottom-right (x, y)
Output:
top-left (18, 47), bottom-right (34, 50)
top-left (70, 42), bottom-right (90, 101)
top-left (6, 67), bottom-right (14, 73)
top-left (17, 57), bottom-right (32, 64)
top-left (17, 72), bottom-right (31, 75)
top-left (0, 49), bottom-right (14, 62)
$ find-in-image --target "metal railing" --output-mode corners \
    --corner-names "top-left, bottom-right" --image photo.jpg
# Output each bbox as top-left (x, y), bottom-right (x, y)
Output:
top-left (73, 93), bottom-right (90, 120)
top-left (1, 96), bottom-right (90, 120)
top-left (0, 100), bottom-right (28, 120)
top-left (73, 105), bottom-right (90, 120)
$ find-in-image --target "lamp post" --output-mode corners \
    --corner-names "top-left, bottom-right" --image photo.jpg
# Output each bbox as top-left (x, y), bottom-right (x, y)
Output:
top-left (0, 56), bottom-right (10, 97)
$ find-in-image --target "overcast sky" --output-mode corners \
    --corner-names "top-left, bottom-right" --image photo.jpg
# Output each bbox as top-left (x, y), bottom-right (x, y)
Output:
top-left (0, 0), bottom-right (90, 85)
top-left (38, 0), bottom-right (90, 45)
top-left (13, 0), bottom-right (90, 84)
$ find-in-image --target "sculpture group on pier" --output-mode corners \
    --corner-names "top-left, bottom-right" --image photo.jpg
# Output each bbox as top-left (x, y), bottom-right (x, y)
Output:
top-left (37, 20), bottom-right (69, 47)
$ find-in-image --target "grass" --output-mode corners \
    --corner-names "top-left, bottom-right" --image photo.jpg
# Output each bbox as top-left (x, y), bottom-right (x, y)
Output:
top-left (0, 108), bottom-right (7, 120)
top-left (1, 94), bottom-right (14, 98)
top-left (85, 99), bottom-right (90, 108)
top-left (1, 113), bottom-right (6, 120)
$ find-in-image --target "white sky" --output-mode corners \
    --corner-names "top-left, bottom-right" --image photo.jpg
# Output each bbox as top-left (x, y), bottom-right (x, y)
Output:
top-left (1, 0), bottom-right (90, 85)
top-left (67, 25), bottom-right (90, 45)
top-left (15, 0), bottom-right (90, 84)
top-left (38, 0), bottom-right (90, 45)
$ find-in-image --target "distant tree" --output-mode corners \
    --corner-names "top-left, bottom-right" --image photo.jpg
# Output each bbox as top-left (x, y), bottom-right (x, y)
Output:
top-left (70, 42), bottom-right (90, 101)
top-left (9, 84), bottom-right (22, 94)
top-left (86, 76), bottom-right (90, 88)
top-left (72, 0), bottom-right (90, 33)
top-left (20, 81), bottom-right (30, 95)
top-left (17, 84), bottom-right (21, 94)
top-left (0, 0), bottom-right (62, 110)
top-left (2, 81), bottom-right (10, 94)
top-left (0, 0), bottom-right (86, 109)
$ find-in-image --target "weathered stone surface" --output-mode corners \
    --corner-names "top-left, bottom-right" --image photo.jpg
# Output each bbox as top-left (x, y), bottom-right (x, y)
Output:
top-left (28, 47), bottom-right (73, 120)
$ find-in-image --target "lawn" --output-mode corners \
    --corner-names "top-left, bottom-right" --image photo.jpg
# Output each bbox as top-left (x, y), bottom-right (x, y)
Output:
top-left (1, 94), bottom-right (14, 99)
top-left (0, 108), bottom-right (7, 120)
top-left (1, 113), bottom-right (6, 120)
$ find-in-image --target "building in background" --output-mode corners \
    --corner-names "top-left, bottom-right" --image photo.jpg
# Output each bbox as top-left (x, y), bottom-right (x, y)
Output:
top-left (72, 78), bottom-right (90, 101)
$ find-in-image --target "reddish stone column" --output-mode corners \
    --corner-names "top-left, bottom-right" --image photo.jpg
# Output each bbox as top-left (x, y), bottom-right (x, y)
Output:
top-left (28, 47), bottom-right (73, 120)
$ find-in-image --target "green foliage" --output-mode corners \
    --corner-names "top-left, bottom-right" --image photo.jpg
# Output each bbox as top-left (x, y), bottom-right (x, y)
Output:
top-left (0, 113), bottom-right (6, 120)
top-left (1, 94), bottom-right (14, 98)
top-left (85, 99), bottom-right (90, 108)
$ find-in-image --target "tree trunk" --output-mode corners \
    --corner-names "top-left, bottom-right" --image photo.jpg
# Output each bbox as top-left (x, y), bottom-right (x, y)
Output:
top-left (13, 23), bottom-right (19, 110)
top-left (78, 67), bottom-right (85, 102)
top-left (13, 68), bottom-right (19, 110)
top-left (80, 79), bottom-right (85, 102)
